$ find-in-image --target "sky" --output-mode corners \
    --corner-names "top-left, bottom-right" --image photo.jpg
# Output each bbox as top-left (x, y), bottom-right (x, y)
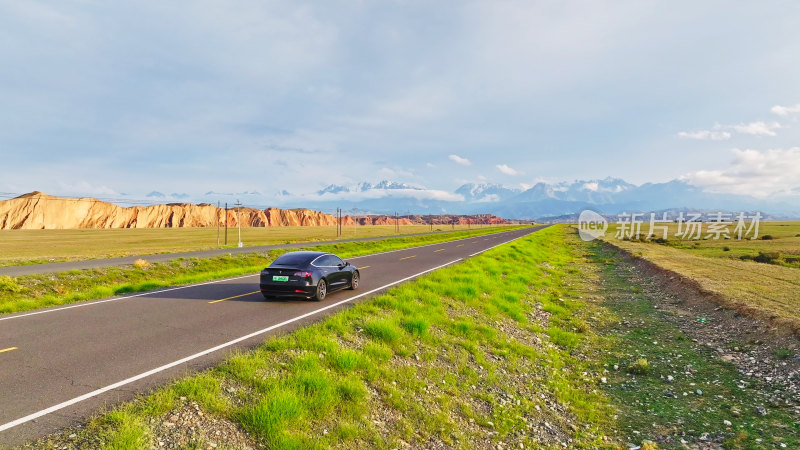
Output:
top-left (1, 0), bottom-right (799, 207)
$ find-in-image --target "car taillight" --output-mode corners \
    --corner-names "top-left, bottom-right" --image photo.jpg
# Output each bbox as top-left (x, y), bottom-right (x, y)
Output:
top-left (293, 271), bottom-right (312, 278)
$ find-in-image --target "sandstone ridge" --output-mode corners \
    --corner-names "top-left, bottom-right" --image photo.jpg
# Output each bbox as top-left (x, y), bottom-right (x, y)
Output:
top-left (0, 192), bottom-right (507, 230)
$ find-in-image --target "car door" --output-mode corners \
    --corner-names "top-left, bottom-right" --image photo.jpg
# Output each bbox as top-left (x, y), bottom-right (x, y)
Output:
top-left (313, 255), bottom-right (343, 289)
top-left (327, 255), bottom-right (349, 289)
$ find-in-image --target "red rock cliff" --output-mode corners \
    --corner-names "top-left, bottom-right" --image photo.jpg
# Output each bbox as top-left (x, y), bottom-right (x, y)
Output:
top-left (0, 192), bottom-right (508, 230)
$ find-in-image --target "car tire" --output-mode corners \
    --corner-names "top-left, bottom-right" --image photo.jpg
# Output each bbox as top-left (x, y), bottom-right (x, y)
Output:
top-left (349, 271), bottom-right (360, 290)
top-left (262, 294), bottom-right (274, 301)
top-left (313, 279), bottom-right (327, 301)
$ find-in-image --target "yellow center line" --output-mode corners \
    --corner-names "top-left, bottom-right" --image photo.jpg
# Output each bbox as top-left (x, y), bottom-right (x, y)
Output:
top-left (209, 290), bottom-right (261, 304)
top-left (0, 347), bottom-right (18, 354)
top-left (400, 255), bottom-right (416, 261)
top-left (359, 266), bottom-right (370, 270)
top-left (434, 249), bottom-right (445, 252)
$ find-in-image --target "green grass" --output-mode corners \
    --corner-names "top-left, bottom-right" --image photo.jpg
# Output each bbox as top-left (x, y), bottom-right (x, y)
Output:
top-left (0, 226), bottom-right (525, 315)
top-left (0, 223), bottom-right (512, 266)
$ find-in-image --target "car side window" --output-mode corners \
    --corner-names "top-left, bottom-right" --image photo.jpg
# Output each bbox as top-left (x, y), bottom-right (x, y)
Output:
top-left (330, 256), bottom-right (344, 267)
top-left (314, 255), bottom-right (336, 267)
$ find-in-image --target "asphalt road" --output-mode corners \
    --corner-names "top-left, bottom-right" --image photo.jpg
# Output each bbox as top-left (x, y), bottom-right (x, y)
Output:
top-left (0, 228), bottom-right (508, 277)
top-left (0, 226), bottom-right (545, 445)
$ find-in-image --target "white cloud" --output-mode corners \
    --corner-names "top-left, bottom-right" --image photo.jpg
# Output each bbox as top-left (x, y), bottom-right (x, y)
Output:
top-left (771, 104), bottom-right (800, 116)
top-left (681, 147), bottom-right (800, 198)
top-left (475, 194), bottom-right (500, 202)
top-left (679, 119), bottom-right (782, 141)
top-left (310, 187), bottom-right (464, 202)
top-left (583, 182), bottom-right (599, 191)
top-left (449, 154), bottom-right (471, 166)
top-left (477, 175), bottom-right (487, 181)
top-left (730, 121), bottom-right (781, 136)
top-left (376, 167), bottom-right (415, 180)
top-left (57, 181), bottom-right (119, 197)
top-left (496, 164), bottom-right (522, 175)
top-left (677, 130), bottom-right (731, 140)
top-left (519, 183), bottom-right (532, 190)
top-left (426, 162), bottom-right (436, 168)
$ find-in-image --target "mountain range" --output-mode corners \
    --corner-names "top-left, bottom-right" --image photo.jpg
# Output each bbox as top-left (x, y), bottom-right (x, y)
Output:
top-left (281, 177), bottom-right (799, 220)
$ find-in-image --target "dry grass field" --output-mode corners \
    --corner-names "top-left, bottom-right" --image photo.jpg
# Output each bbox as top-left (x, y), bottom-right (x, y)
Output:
top-left (605, 220), bottom-right (800, 265)
top-left (0, 224), bottom-right (505, 266)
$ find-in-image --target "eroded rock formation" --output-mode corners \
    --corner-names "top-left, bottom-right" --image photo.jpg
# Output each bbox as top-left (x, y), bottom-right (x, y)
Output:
top-left (0, 192), bottom-right (507, 230)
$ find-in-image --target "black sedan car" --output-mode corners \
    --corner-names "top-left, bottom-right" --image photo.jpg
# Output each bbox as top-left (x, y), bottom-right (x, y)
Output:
top-left (259, 251), bottom-right (359, 301)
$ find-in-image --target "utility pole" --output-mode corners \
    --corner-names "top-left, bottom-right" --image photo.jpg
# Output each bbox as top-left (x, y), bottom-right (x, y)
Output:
top-left (224, 202), bottom-right (228, 245)
top-left (217, 201), bottom-right (220, 247)
top-left (235, 199), bottom-right (242, 248)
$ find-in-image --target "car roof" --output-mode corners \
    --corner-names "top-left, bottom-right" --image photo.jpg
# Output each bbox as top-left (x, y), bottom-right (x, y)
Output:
top-left (270, 251), bottom-right (331, 267)
top-left (280, 251), bottom-right (327, 258)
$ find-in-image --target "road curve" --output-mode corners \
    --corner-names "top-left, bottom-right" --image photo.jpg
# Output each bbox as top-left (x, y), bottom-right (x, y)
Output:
top-left (0, 226), bottom-right (546, 445)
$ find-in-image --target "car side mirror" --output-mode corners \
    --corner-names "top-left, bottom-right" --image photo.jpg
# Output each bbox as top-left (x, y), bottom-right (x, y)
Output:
top-left (345, 261), bottom-right (351, 266)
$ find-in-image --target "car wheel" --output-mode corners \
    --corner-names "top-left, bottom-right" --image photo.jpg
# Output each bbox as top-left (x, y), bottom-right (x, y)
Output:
top-left (314, 279), bottom-right (327, 301)
top-left (349, 271), bottom-right (360, 290)
top-left (262, 294), bottom-right (274, 301)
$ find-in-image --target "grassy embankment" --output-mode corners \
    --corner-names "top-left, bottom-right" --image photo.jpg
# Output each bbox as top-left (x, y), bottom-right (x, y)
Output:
top-left (0, 224), bottom-right (504, 267)
top-left (32, 225), bottom-right (799, 449)
top-left (600, 221), bottom-right (800, 332)
top-left (0, 226), bottom-right (525, 315)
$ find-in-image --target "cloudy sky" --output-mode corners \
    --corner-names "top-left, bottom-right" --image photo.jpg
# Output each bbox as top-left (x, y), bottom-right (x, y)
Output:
top-left (1, 0), bottom-right (799, 206)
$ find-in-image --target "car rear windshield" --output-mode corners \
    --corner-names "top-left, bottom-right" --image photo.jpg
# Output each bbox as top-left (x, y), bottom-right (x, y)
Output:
top-left (272, 253), bottom-right (315, 266)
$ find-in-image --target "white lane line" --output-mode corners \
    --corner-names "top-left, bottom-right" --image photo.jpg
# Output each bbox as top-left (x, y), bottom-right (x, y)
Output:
top-left (0, 228), bottom-right (527, 323)
top-left (0, 258), bottom-right (463, 434)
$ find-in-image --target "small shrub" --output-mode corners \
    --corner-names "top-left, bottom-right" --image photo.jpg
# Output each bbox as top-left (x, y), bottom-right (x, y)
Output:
top-left (722, 246), bottom-right (730, 252)
top-left (760, 235), bottom-right (774, 240)
top-left (547, 327), bottom-right (580, 349)
top-left (337, 377), bottom-right (367, 402)
top-left (0, 275), bottom-right (23, 293)
top-left (741, 251), bottom-right (781, 264)
top-left (627, 358), bottom-right (650, 375)
top-left (363, 319), bottom-right (402, 343)
top-left (400, 316), bottom-right (430, 337)
top-left (774, 348), bottom-right (794, 360)
top-left (133, 259), bottom-right (150, 269)
top-left (753, 251), bottom-right (781, 264)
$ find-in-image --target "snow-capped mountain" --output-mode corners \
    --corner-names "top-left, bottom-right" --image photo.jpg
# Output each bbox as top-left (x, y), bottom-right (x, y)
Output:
top-left (454, 183), bottom-right (521, 202)
top-left (278, 178), bottom-right (799, 219)
top-left (513, 178), bottom-right (636, 204)
top-left (317, 180), bottom-right (423, 196)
